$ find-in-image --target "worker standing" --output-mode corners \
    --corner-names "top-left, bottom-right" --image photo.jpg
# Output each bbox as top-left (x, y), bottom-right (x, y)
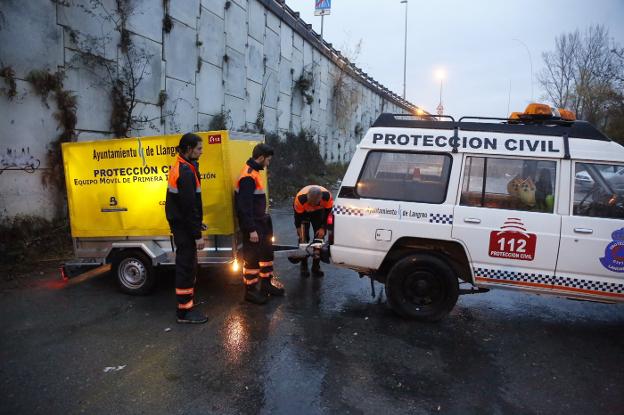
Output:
top-left (235, 143), bottom-right (284, 304)
top-left (293, 185), bottom-right (334, 277)
top-left (165, 133), bottom-right (208, 324)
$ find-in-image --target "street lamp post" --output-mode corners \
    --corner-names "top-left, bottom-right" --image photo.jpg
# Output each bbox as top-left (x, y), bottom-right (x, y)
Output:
top-left (401, 0), bottom-right (408, 99)
top-left (435, 69), bottom-right (445, 118)
top-left (512, 38), bottom-right (534, 103)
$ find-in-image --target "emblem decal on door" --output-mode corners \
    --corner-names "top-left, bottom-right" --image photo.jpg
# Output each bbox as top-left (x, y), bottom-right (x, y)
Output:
top-left (488, 218), bottom-right (537, 261)
top-left (600, 228), bottom-right (624, 273)
top-left (208, 134), bottom-right (222, 144)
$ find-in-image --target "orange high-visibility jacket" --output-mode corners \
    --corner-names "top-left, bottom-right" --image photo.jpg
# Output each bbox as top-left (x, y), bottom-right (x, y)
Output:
top-left (235, 158), bottom-right (267, 233)
top-left (293, 185), bottom-right (333, 228)
top-left (165, 155), bottom-right (203, 238)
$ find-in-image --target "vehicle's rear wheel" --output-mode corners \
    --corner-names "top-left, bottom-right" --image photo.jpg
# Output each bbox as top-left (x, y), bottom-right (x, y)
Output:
top-left (385, 254), bottom-right (459, 321)
top-left (112, 250), bottom-right (156, 295)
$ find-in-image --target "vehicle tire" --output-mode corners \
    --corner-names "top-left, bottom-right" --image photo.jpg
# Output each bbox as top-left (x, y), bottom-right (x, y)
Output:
top-left (112, 250), bottom-right (156, 295)
top-left (385, 254), bottom-right (459, 322)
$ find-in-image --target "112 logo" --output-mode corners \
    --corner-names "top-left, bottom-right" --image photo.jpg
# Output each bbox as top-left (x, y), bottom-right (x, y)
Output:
top-left (488, 218), bottom-right (537, 261)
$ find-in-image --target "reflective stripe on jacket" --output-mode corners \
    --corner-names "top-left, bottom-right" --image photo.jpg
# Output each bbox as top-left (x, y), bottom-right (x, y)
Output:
top-left (168, 155), bottom-right (201, 194)
top-left (235, 158), bottom-right (267, 233)
top-left (293, 185), bottom-right (333, 228)
top-left (235, 164), bottom-right (265, 195)
top-left (294, 185), bottom-right (333, 213)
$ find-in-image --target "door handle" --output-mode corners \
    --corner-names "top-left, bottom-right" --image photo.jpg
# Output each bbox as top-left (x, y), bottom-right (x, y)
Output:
top-left (574, 228), bottom-right (593, 234)
top-left (464, 218), bottom-right (481, 224)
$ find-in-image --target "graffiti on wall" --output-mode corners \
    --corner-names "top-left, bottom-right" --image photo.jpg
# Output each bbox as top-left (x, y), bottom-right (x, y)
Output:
top-left (0, 147), bottom-right (41, 174)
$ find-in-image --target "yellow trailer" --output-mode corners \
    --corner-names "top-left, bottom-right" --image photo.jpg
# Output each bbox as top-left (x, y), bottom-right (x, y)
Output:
top-left (61, 131), bottom-right (266, 294)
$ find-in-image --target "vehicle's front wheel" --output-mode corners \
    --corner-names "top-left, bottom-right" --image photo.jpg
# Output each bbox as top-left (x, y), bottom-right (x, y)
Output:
top-left (112, 250), bottom-right (156, 295)
top-left (385, 254), bottom-right (459, 321)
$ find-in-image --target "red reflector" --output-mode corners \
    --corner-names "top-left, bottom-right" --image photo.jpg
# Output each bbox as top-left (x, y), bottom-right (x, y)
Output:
top-left (59, 266), bottom-right (69, 281)
top-left (327, 213), bottom-right (334, 226)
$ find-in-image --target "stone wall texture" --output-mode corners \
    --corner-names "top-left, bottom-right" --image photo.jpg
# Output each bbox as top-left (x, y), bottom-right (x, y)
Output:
top-left (0, 0), bottom-right (415, 221)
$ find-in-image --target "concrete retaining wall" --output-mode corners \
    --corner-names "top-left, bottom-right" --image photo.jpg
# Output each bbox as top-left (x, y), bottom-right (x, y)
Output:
top-left (0, 0), bottom-right (416, 221)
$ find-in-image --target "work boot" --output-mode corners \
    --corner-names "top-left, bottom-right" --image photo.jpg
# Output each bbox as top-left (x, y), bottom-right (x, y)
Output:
top-left (176, 307), bottom-right (208, 324)
top-left (261, 276), bottom-right (285, 297)
top-left (300, 258), bottom-right (310, 278)
top-left (245, 283), bottom-right (268, 305)
top-left (311, 259), bottom-right (324, 277)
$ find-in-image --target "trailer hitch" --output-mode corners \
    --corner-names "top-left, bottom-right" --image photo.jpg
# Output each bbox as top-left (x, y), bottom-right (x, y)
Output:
top-left (285, 239), bottom-right (330, 264)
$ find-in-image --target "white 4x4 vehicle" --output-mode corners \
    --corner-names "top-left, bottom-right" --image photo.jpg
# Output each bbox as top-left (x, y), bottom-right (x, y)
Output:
top-left (327, 108), bottom-right (624, 321)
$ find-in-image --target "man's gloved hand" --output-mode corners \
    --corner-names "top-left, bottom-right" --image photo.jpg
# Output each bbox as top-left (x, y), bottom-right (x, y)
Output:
top-left (196, 237), bottom-right (205, 250)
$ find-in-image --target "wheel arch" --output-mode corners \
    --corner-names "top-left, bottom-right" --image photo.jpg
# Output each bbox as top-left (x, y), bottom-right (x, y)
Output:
top-left (106, 242), bottom-right (164, 265)
top-left (374, 237), bottom-right (473, 284)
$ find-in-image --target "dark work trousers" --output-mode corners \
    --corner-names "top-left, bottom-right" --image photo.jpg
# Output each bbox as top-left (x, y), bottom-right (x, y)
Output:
top-left (241, 216), bottom-right (274, 286)
top-left (172, 225), bottom-right (197, 311)
top-left (298, 210), bottom-right (324, 243)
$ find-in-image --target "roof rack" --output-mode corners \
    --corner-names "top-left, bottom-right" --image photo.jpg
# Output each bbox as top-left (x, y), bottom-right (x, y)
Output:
top-left (459, 115), bottom-right (575, 127)
top-left (371, 113), bottom-right (610, 141)
top-left (392, 114), bottom-right (456, 122)
top-left (458, 116), bottom-right (511, 123)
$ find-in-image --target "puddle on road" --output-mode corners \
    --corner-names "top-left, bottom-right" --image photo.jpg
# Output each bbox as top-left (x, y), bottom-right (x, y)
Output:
top-left (259, 305), bottom-right (327, 415)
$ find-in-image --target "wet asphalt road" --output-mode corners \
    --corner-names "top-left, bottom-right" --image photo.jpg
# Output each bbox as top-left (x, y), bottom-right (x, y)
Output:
top-left (1, 209), bottom-right (624, 415)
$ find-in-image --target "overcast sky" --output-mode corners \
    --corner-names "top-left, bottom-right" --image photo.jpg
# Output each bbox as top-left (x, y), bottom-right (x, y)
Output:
top-left (286, 0), bottom-right (624, 119)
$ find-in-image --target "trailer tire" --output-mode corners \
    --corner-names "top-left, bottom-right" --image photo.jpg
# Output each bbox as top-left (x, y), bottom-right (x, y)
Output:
top-left (112, 250), bottom-right (156, 295)
top-left (385, 254), bottom-right (458, 322)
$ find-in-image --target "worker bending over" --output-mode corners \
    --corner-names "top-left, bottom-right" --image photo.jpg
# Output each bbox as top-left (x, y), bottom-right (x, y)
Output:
top-left (293, 185), bottom-right (334, 277)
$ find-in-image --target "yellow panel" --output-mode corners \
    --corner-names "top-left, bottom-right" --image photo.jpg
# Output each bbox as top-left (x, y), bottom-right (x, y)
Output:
top-left (62, 131), bottom-right (239, 237)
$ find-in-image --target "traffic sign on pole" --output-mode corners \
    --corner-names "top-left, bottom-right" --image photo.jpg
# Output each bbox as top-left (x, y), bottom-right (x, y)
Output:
top-left (315, 0), bottom-right (331, 16)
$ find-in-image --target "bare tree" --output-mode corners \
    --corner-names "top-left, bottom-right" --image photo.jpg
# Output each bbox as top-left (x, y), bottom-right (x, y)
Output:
top-left (331, 39), bottom-right (363, 131)
top-left (538, 25), bottom-right (624, 139)
top-left (613, 47), bottom-right (624, 84)
top-left (63, 0), bottom-right (178, 137)
top-left (540, 31), bottom-right (578, 109)
top-left (604, 46), bottom-right (624, 141)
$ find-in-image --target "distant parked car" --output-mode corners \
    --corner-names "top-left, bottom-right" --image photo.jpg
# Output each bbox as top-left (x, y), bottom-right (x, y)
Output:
top-left (575, 170), bottom-right (594, 190)
top-left (575, 166), bottom-right (624, 190)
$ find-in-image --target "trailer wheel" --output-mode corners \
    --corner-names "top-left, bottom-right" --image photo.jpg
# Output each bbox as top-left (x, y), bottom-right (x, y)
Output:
top-left (385, 254), bottom-right (458, 322)
top-left (112, 251), bottom-right (156, 295)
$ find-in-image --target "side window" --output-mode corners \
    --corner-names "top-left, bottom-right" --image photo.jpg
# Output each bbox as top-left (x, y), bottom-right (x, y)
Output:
top-left (356, 151), bottom-right (452, 203)
top-left (573, 162), bottom-right (624, 219)
top-left (460, 156), bottom-right (557, 213)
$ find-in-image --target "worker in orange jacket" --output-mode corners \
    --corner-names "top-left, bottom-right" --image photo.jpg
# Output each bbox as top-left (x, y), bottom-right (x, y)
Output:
top-left (293, 185), bottom-right (334, 277)
top-left (165, 133), bottom-right (208, 324)
top-left (235, 143), bottom-right (285, 304)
